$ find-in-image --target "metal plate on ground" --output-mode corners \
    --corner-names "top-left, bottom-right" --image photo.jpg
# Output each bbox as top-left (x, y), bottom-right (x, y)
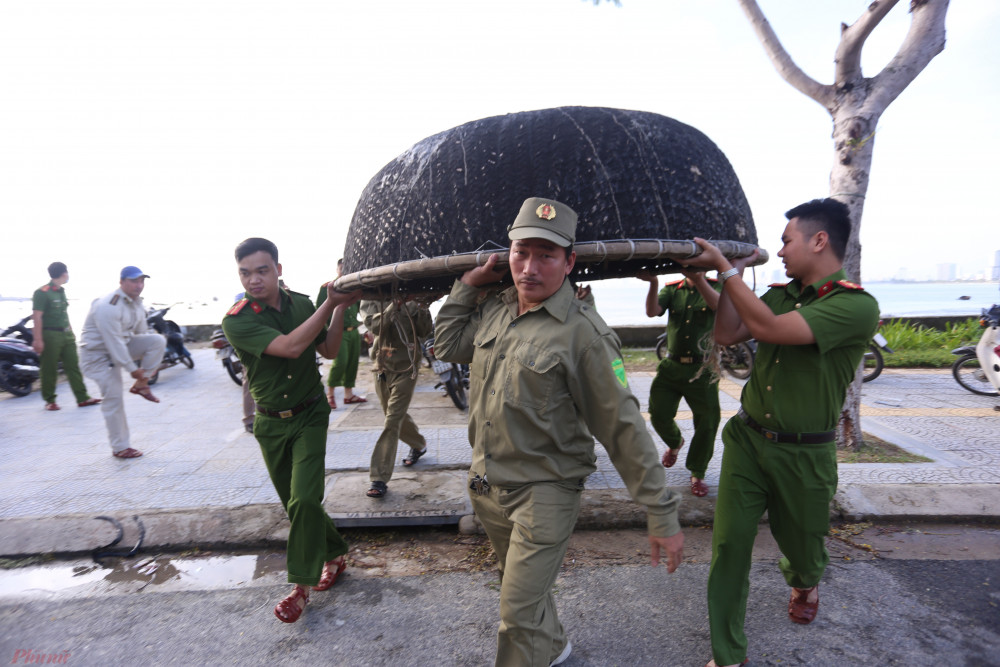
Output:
top-left (324, 471), bottom-right (473, 527)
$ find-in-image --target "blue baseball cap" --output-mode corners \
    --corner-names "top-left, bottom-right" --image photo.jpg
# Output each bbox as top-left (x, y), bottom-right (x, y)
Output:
top-left (120, 266), bottom-right (150, 280)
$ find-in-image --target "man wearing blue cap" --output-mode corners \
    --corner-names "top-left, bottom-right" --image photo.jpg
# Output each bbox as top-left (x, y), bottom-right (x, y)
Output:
top-left (79, 266), bottom-right (167, 459)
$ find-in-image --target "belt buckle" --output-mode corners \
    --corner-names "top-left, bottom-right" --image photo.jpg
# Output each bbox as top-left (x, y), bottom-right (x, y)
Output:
top-left (680, 356), bottom-right (694, 364)
top-left (761, 426), bottom-right (779, 441)
top-left (278, 409), bottom-right (294, 419)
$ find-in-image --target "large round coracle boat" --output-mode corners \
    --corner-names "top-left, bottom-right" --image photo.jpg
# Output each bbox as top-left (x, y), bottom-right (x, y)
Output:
top-left (337, 106), bottom-right (766, 296)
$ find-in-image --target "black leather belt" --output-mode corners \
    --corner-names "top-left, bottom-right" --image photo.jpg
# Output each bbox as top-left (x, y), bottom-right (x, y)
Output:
top-left (737, 409), bottom-right (836, 444)
top-left (667, 354), bottom-right (702, 364)
top-left (43, 326), bottom-right (68, 332)
top-left (257, 393), bottom-right (323, 419)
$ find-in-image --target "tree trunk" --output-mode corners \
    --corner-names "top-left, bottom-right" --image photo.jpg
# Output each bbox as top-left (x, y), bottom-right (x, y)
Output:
top-left (737, 0), bottom-right (949, 449)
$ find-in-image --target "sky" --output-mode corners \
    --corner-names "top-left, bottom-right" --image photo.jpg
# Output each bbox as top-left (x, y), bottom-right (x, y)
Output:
top-left (1, 0), bottom-right (998, 315)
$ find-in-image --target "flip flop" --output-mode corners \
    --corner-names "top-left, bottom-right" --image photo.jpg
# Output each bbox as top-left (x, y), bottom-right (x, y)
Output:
top-left (690, 478), bottom-right (709, 497)
top-left (45, 403), bottom-right (61, 411)
top-left (113, 448), bottom-right (143, 459)
top-left (129, 386), bottom-right (160, 403)
top-left (77, 398), bottom-right (102, 407)
top-left (313, 556), bottom-right (347, 591)
top-left (662, 437), bottom-right (684, 468)
top-left (343, 395), bottom-right (367, 404)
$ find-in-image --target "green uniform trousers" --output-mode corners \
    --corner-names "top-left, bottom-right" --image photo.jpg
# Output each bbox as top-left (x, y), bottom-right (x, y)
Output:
top-left (253, 399), bottom-right (348, 586)
top-left (40, 330), bottom-right (90, 404)
top-left (648, 359), bottom-right (720, 478)
top-left (707, 417), bottom-right (838, 665)
top-left (370, 369), bottom-right (426, 483)
top-left (327, 329), bottom-right (361, 388)
top-left (470, 480), bottom-right (580, 667)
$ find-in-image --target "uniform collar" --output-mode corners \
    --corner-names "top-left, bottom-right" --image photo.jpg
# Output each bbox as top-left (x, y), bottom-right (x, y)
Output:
top-left (114, 287), bottom-right (140, 305)
top-left (248, 287), bottom-right (290, 312)
top-left (501, 279), bottom-right (574, 323)
top-left (48, 280), bottom-right (63, 291)
top-left (786, 268), bottom-right (848, 299)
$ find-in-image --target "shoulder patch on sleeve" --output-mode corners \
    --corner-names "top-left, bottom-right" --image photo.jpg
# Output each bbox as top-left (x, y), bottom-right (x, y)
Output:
top-left (109, 294), bottom-right (120, 305)
top-left (227, 298), bottom-right (250, 316)
top-left (612, 357), bottom-right (628, 388)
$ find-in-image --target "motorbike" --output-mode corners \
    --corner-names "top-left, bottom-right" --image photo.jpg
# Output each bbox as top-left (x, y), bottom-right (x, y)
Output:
top-left (950, 304), bottom-right (1000, 397)
top-left (421, 336), bottom-right (469, 411)
top-left (210, 328), bottom-right (244, 386)
top-left (145, 305), bottom-right (194, 385)
top-left (862, 320), bottom-right (894, 383)
top-left (655, 334), bottom-right (756, 380)
top-left (0, 317), bottom-right (40, 396)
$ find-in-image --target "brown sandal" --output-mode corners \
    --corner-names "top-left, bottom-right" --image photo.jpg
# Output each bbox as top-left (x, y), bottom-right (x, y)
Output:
top-left (274, 585), bottom-right (309, 623)
top-left (313, 556), bottom-right (347, 591)
top-left (112, 448), bottom-right (143, 459)
top-left (129, 386), bottom-right (160, 403)
top-left (690, 478), bottom-right (709, 497)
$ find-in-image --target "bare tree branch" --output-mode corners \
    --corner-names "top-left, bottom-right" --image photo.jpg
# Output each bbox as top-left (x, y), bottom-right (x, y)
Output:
top-left (835, 0), bottom-right (900, 84)
top-left (863, 0), bottom-right (949, 114)
top-left (736, 0), bottom-right (833, 106)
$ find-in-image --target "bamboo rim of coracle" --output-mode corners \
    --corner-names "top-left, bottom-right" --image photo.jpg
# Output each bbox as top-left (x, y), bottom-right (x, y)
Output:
top-left (334, 239), bottom-right (768, 297)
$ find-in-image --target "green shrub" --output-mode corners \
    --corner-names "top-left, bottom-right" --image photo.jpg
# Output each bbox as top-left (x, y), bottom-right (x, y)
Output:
top-left (878, 317), bottom-right (981, 368)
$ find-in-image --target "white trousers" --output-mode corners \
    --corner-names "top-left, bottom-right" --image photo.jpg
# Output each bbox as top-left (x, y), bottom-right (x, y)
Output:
top-left (81, 333), bottom-right (166, 453)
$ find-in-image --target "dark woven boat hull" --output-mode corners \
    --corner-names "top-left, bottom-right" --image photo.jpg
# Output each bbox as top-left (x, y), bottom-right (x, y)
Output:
top-left (343, 106), bottom-right (756, 292)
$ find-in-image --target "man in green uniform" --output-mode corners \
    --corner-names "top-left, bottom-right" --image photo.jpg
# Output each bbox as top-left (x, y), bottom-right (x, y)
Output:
top-left (222, 237), bottom-right (360, 624)
top-left (684, 198), bottom-right (879, 667)
top-left (637, 269), bottom-right (722, 497)
top-left (31, 262), bottom-right (100, 411)
top-left (361, 297), bottom-right (433, 498)
top-left (434, 197), bottom-right (685, 667)
top-left (315, 259), bottom-right (367, 408)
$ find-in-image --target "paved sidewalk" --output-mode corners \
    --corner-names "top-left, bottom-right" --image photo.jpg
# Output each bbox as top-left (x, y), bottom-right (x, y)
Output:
top-left (1, 348), bottom-right (998, 557)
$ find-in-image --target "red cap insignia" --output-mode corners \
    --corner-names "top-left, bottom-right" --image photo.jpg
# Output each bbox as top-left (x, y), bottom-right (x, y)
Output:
top-left (535, 204), bottom-right (556, 221)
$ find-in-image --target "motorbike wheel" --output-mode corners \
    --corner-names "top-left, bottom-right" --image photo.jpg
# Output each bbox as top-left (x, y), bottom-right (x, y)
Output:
top-left (224, 356), bottom-right (244, 386)
top-left (720, 342), bottom-right (754, 380)
top-left (952, 353), bottom-right (999, 396)
top-left (0, 360), bottom-right (34, 397)
top-left (655, 337), bottom-right (667, 360)
top-left (862, 344), bottom-right (884, 383)
top-left (181, 354), bottom-right (195, 369)
top-left (444, 366), bottom-right (468, 411)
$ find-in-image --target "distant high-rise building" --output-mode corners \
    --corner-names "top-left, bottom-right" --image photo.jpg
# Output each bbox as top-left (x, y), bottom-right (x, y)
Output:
top-left (936, 263), bottom-right (957, 281)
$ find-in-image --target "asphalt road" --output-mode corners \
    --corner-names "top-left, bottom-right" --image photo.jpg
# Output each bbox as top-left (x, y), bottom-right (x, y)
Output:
top-left (2, 527), bottom-right (998, 667)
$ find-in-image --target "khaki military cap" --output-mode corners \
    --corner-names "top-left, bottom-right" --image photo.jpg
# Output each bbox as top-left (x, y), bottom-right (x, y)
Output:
top-left (507, 197), bottom-right (577, 248)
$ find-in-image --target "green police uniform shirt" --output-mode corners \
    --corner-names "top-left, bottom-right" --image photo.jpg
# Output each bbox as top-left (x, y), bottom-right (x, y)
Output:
top-left (222, 289), bottom-right (327, 411)
top-left (32, 282), bottom-right (71, 329)
top-left (434, 279), bottom-right (681, 537)
top-left (741, 269), bottom-right (879, 434)
top-left (658, 278), bottom-right (722, 361)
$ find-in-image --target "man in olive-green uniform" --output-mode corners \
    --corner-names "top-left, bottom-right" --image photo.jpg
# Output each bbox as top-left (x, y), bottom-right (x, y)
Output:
top-left (315, 259), bottom-right (367, 408)
top-left (31, 262), bottom-right (99, 410)
top-left (361, 297), bottom-right (433, 498)
top-left (685, 198), bottom-right (879, 667)
top-left (222, 237), bottom-right (360, 624)
top-left (434, 197), bottom-right (685, 667)
top-left (638, 269), bottom-right (722, 497)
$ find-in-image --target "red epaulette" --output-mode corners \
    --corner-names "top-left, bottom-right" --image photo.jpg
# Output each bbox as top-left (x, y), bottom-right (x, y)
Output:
top-left (663, 279), bottom-right (684, 286)
top-left (768, 282), bottom-right (788, 288)
top-left (817, 279), bottom-right (865, 298)
top-left (227, 298), bottom-right (262, 316)
top-left (40, 285), bottom-right (50, 292)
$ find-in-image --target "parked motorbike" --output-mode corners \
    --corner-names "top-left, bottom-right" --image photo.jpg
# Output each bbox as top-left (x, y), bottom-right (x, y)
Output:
top-left (145, 305), bottom-right (194, 385)
top-left (862, 321), bottom-right (894, 383)
top-left (950, 304), bottom-right (1000, 397)
top-left (655, 334), bottom-right (756, 380)
top-left (0, 317), bottom-right (40, 396)
top-left (422, 336), bottom-right (469, 411)
top-left (210, 328), bottom-right (244, 386)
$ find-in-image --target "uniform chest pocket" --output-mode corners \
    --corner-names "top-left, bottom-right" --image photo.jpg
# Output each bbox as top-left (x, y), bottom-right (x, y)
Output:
top-left (471, 329), bottom-right (499, 382)
top-left (505, 343), bottom-right (561, 411)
